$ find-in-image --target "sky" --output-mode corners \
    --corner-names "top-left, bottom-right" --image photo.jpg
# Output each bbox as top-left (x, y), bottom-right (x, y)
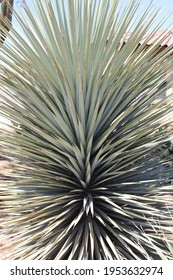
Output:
top-left (136, 0), bottom-right (173, 29)
top-left (12, 0), bottom-right (173, 31)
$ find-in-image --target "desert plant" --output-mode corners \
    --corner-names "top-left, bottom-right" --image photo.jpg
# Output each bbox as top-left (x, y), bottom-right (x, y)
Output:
top-left (0, 0), bottom-right (173, 259)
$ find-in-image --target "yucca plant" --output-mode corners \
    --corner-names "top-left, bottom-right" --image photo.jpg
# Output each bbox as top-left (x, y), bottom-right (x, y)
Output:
top-left (0, 0), bottom-right (173, 259)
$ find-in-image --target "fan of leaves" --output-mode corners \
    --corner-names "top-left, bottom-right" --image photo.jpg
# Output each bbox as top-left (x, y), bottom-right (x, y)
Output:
top-left (0, 0), bottom-right (173, 259)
